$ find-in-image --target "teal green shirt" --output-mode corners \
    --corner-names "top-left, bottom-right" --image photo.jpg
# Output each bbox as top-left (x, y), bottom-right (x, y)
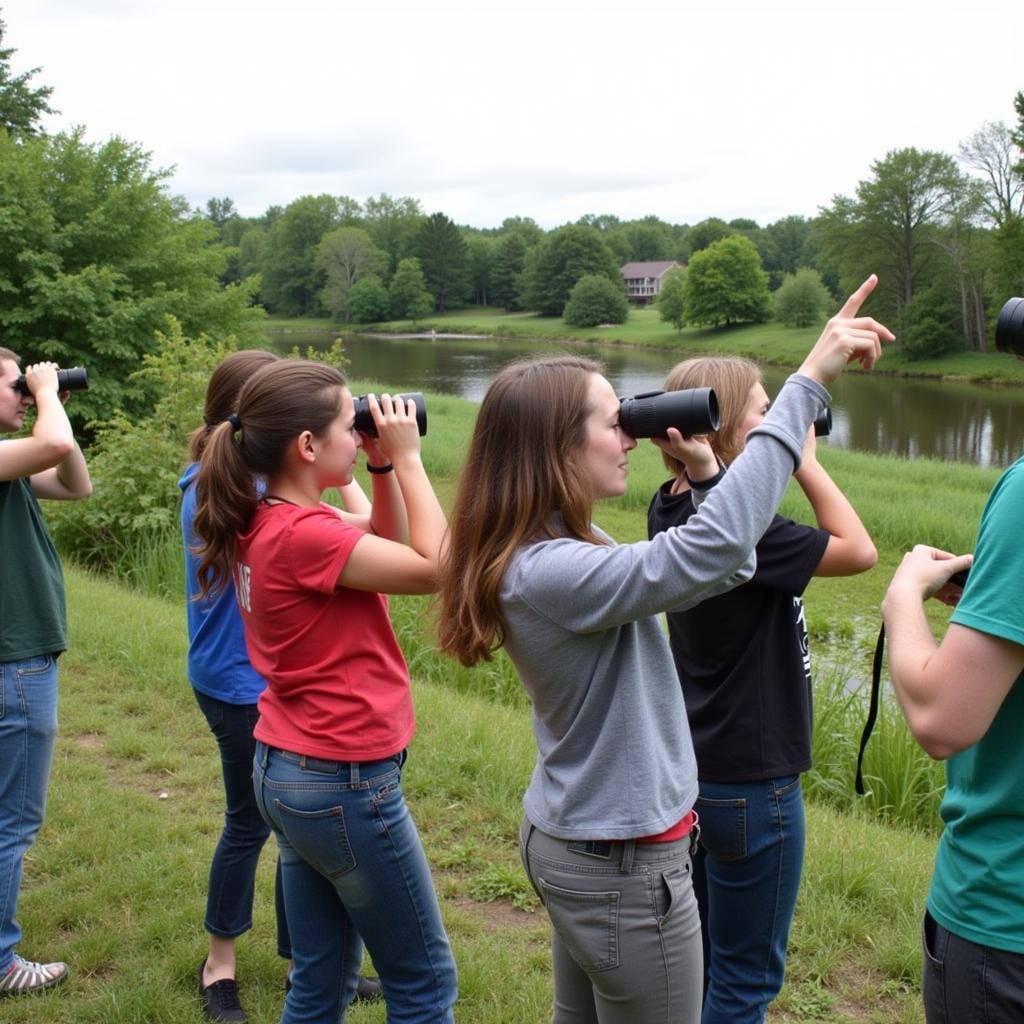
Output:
top-left (929, 457), bottom-right (1024, 953)
top-left (0, 475), bottom-right (67, 661)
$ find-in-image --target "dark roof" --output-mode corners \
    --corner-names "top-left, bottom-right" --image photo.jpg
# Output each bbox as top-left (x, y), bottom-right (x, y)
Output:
top-left (619, 260), bottom-right (681, 279)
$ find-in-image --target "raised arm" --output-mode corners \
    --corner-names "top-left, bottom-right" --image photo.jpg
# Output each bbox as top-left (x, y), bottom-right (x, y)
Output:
top-left (337, 394), bottom-right (447, 595)
top-left (795, 429), bottom-right (876, 576)
top-left (0, 362), bottom-right (92, 500)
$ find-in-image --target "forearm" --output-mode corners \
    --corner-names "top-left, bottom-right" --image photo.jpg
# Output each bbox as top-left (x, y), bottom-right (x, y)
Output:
top-left (882, 583), bottom-right (943, 731)
top-left (30, 391), bottom-right (75, 462)
top-left (392, 453), bottom-right (447, 563)
top-left (367, 471), bottom-right (409, 543)
top-left (795, 458), bottom-right (875, 573)
top-left (55, 442), bottom-right (92, 498)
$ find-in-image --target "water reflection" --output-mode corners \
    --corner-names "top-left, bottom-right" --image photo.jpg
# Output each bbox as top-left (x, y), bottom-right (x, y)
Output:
top-left (276, 331), bottom-right (1024, 468)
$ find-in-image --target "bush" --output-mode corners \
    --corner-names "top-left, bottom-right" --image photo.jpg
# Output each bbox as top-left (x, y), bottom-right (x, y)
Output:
top-left (346, 275), bottom-right (391, 323)
top-left (775, 268), bottom-right (832, 327)
top-left (563, 274), bottom-right (629, 328)
top-left (684, 235), bottom-right (771, 328)
top-left (899, 286), bottom-right (962, 360)
top-left (656, 266), bottom-right (687, 331)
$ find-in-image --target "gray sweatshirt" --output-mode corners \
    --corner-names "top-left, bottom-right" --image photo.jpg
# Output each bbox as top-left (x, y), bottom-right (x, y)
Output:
top-left (499, 373), bottom-right (829, 840)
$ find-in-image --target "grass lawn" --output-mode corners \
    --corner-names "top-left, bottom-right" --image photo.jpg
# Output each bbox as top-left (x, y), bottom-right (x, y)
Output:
top-left (11, 568), bottom-right (939, 1023)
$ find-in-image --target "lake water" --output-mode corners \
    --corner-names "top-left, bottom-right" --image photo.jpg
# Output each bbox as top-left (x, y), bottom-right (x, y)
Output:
top-left (276, 330), bottom-right (1024, 468)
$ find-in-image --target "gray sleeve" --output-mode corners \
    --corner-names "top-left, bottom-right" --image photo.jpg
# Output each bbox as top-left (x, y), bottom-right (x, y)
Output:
top-left (511, 374), bottom-right (830, 633)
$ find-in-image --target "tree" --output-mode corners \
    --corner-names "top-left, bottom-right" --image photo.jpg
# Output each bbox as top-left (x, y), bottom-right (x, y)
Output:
top-left (0, 129), bottom-right (264, 426)
top-left (760, 216), bottom-right (816, 290)
top-left (655, 266), bottom-right (687, 331)
top-left (899, 284), bottom-right (961, 360)
top-left (388, 258), bottom-right (434, 321)
top-left (1012, 91), bottom-right (1024, 177)
top-left (685, 218), bottom-right (732, 254)
top-left (0, 16), bottom-right (54, 136)
top-left (816, 148), bottom-right (965, 321)
top-left (498, 216), bottom-right (544, 248)
top-left (774, 268), bottom-right (832, 327)
top-left (363, 193), bottom-right (423, 274)
top-left (314, 227), bottom-right (387, 321)
top-left (415, 212), bottom-right (470, 312)
top-left (345, 276), bottom-right (391, 323)
top-left (621, 219), bottom-right (673, 261)
top-left (205, 196), bottom-right (238, 230)
top-left (464, 232), bottom-right (495, 306)
top-left (491, 233), bottom-right (528, 311)
top-left (522, 224), bottom-right (621, 317)
top-left (683, 236), bottom-right (771, 328)
top-left (260, 194), bottom-right (344, 316)
top-left (563, 274), bottom-right (629, 327)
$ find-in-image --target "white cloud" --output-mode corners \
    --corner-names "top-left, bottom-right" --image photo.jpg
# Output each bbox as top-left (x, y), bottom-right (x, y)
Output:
top-left (4, 0), bottom-right (1022, 226)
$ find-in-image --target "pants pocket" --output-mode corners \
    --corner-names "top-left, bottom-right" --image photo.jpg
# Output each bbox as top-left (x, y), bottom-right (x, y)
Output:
top-left (539, 879), bottom-right (620, 973)
top-left (694, 794), bottom-right (747, 861)
top-left (273, 800), bottom-right (357, 880)
top-left (653, 862), bottom-right (694, 927)
top-left (921, 911), bottom-right (948, 1024)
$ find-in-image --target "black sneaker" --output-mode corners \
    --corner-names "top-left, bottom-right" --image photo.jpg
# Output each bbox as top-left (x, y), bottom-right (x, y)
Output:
top-left (354, 975), bottom-right (384, 1003)
top-left (197, 960), bottom-right (246, 1023)
top-left (284, 972), bottom-right (383, 1004)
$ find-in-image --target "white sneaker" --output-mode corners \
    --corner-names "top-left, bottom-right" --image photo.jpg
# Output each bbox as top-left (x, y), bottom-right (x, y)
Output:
top-left (0, 954), bottom-right (69, 995)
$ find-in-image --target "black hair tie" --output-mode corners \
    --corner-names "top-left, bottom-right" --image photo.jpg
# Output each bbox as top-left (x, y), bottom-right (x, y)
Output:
top-left (227, 413), bottom-right (242, 433)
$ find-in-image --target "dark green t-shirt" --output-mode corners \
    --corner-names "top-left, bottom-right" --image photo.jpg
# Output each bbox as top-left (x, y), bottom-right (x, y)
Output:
top-left (0, 475), bottom-right (67, 661)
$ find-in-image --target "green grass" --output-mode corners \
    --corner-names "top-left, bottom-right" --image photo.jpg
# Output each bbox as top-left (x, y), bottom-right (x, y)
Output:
top-left (12, 568), bottom-right (938, 1023)
top-left (346, 306), bottom-right (1024, 386)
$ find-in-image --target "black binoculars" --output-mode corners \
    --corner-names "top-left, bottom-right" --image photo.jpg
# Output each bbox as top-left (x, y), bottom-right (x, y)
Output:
top-left (618, 388), bottom-right (719, 439)
top-left (814, 408), bottom-right (832, 438)
top-left (996, 297), bottom-right (1024, 357)
top-left (15, 366), bottom-right (89, 396)
top-left (352, 392), bottom-right (427, 438)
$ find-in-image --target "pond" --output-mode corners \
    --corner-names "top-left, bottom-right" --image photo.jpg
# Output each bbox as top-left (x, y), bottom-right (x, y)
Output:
top-left (276, 330), bottom-right (1024, 468)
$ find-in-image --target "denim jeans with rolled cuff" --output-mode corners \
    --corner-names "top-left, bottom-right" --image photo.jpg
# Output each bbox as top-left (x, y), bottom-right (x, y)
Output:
top-left (693, 774), bottom-right (805, 1024)
top-left (193, 690), bottom-right (290, 956)
top-left (253, 742), bottom-right (457, 1024)
top-left (0, 655), bottom-right (59, 974)
top-left (519, 817), bottom-right (703, 1024)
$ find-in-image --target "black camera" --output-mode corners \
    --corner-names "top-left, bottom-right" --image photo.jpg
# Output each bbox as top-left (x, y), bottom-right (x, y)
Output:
top-left (995, 297), bottom-right (1024, 356)
top-left (15, 366), bottom-right (89, 396)
top-left (352, 392), bottom-right (427, 438)
top-left (618, 388), bottom-right (719, 439)
top-left (814, 408), bottom-right (832, 438)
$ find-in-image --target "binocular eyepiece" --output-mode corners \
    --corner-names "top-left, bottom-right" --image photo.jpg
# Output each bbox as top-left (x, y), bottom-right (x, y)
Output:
top-left (15, 366), bottom-right (89, 396)
top-left (352, 392), bottom-right (427, 438)
top-left (618, 388), bottom-right (719, 439)
top-left (996, 297), bottom-right (1024, 357)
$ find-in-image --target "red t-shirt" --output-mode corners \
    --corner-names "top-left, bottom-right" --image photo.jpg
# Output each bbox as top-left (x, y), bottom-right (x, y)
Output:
top-left (236, 502), bottom-right (415, 761)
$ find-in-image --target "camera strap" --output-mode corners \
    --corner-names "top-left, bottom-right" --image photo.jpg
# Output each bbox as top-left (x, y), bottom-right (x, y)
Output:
top-left (854, 623), bottom-right (887, 796)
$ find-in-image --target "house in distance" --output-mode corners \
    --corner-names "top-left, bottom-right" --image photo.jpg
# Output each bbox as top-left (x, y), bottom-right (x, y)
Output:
top-left (620, 260), bottom-right (682, 305)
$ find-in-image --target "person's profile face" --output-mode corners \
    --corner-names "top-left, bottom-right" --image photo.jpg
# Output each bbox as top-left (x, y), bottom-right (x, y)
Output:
top-left (0, 358), bottom-right (29, 434)
top-left (578, 373), bottom-right (637, 501)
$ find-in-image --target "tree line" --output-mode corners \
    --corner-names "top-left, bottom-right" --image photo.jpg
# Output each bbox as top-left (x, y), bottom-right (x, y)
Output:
top-left (2, 7), bottom-right (1023, 426)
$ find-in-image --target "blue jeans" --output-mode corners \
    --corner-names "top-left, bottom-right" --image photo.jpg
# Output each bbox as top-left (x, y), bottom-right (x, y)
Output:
top-left (194, 691), bottom-right (290, 957)
top-left (693, 775), bottom-right (805, 1024)
top-left (0, 654), bottom-right (59, 973)
top-left (253, 742), bottom-right (457, 1024)
top-left (923, 910), bottom-right (1024, 1023)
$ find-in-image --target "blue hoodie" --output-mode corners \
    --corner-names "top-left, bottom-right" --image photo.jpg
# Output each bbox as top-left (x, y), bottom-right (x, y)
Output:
top-left (179, 462), bottom-right (266, 704)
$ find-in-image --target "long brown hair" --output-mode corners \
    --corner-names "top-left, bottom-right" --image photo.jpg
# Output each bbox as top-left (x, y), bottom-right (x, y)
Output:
top-left (193, 359), bottom-right (347, 598)
top-left (437, 355), bottom-right (606, 666)
top-left (660, 356), bottom-right (762, 475)
top-left (188, 349), bottom-right (280, 462)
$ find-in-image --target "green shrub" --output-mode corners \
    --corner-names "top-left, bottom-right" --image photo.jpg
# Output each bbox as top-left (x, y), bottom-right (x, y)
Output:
top-left (775, 267), bottom-right (832, 327)
top-left (899, 285), bottom-right (962, 360)
top-left (563, 274), bottom-right (629, 328)
top-left (346, 275), bottom-right (391, 323)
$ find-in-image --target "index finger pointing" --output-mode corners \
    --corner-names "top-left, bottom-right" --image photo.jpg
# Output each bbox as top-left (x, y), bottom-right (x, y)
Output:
top-left (836, 274), bottom-right (878, 319)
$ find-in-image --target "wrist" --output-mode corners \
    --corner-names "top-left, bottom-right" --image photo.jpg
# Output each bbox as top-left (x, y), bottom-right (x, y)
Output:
top-left (367, 462), bottom-right (394, 475)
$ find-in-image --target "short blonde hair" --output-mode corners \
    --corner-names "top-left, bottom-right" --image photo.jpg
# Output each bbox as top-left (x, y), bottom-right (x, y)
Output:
top-left (660, 356), bottom-right (762, 475)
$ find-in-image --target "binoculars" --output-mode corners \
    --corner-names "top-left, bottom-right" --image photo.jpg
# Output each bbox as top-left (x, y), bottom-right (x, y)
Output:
top-left (15, 366), bottom-right (89, 396)
top-left (996, 297), bottom-right (1024, 357)
top-left (353, 392), bottom-right (427, 438)
top-left (619, 388), bottom-right (719, 439)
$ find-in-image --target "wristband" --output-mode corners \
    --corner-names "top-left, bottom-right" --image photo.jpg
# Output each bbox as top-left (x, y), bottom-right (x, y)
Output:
top-left (367, 463), bottom-right (394, 475)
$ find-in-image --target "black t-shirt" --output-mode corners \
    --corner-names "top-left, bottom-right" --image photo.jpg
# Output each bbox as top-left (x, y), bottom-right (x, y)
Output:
top-left (647, 480), bottom-right (829, 782)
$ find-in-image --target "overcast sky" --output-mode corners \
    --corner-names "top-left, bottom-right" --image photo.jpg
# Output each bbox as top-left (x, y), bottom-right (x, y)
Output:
top-left (4, 0), bottom-right (1022, 229)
